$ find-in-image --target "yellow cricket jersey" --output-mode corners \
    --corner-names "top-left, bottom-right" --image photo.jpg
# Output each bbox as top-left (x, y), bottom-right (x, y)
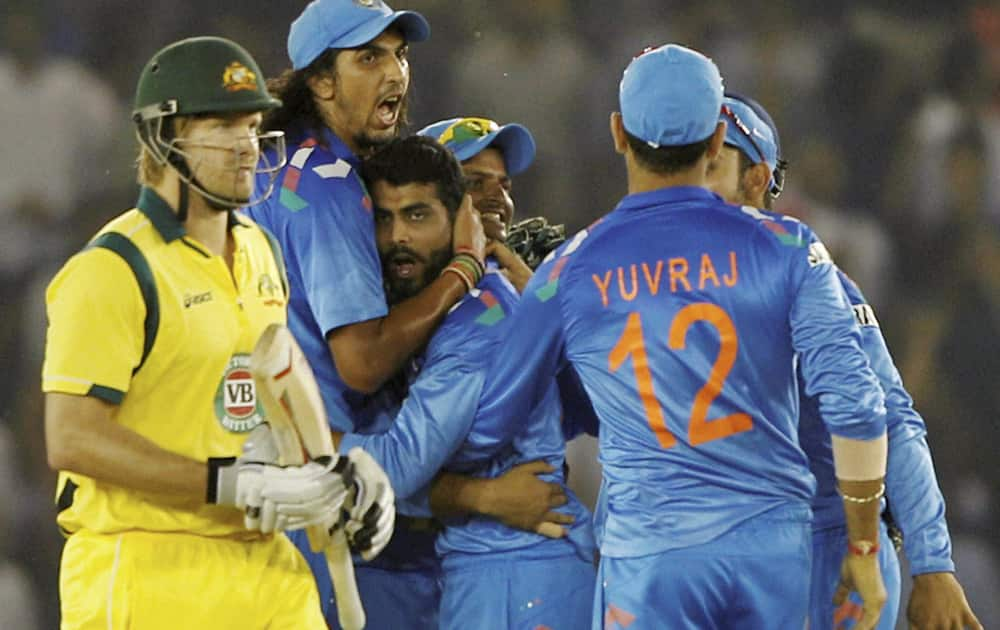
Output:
top-left (43, 187), bottom-right (288, 537)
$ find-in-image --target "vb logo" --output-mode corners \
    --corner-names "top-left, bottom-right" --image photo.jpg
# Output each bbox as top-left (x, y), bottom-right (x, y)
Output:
top-left (214, 354), bottom-right (264, 432)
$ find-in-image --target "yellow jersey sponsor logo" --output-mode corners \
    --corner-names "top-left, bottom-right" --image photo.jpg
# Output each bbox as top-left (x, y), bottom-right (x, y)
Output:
top-left (214, 354), bottom-right (265, 432)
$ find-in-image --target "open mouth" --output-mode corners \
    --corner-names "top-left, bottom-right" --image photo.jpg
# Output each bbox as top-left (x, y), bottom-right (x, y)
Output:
top-left (389, 252), bottom-right (418, 278)
top-left (376, 94), bottom-right (402, 128)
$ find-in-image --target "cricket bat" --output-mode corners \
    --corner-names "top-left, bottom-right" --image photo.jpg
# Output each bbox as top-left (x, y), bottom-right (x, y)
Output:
top-left (251, 323), bottom-right (365, 630)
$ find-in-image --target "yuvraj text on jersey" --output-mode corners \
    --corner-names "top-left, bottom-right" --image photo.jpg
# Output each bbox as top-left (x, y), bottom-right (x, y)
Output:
top-left (591, 251), bottom-right (739, 307)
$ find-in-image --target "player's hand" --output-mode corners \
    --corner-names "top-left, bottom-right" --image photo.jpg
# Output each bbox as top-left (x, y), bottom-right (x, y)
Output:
top-left (452, 194), bottom-right (486, 267)
top-left (907, 572), bottom-right (982, 630)
top-left (255, 457), bottom-right (354, 533)
top-left (834, 552), bottom-right (887, 630)
top-left (486, 240), bottom-right (533, 293)
top-left (342, 447), bottom-right (396, 561)
top-left (482, 460), bottom-right (574, 538)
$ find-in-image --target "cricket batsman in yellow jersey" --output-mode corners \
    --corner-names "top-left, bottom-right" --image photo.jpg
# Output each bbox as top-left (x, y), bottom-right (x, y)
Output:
top-left (41, 37), bottom-right (366, 629)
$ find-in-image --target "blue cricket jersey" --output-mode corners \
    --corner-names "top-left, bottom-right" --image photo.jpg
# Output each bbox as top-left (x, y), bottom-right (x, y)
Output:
top-left (799, 269), bottom-right (955, 575)
top-left (339, 267), bottom-right (595, 565)
top-left (248, 130), bottom-right (387, 432)
top-left (471, 186), bottom-right (887, 559)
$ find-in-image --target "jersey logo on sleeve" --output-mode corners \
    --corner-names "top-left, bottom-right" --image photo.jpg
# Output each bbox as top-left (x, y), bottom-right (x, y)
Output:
top-left (852, 303), bottom-right (879, 328)
top-left (807, 241), bottom-right (833, 266)
top-left (740, 206), bottom-right (807, 247)
top-left (534, 256), bottom-right (569, 302)
top-left (278, 139), bottom-right (317, 212)
top-left (474, 290), bottom-right (506, 326)
top-left (761, 220), bottom-right (806, 247)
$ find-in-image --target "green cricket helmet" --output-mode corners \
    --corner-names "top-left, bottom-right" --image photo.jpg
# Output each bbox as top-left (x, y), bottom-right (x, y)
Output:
top-left (132, 36), bottom-right (286, 210)
top-left (133, 36), bottom-right (281, 123)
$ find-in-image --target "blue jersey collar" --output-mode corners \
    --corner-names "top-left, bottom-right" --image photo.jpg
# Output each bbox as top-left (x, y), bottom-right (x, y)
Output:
top-left (615, 186), bottom-right (722, 213)
top-left (319, 128), bottom-right (362, 168)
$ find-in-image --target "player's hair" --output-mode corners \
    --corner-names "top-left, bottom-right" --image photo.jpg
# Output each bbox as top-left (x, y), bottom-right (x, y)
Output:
top-left (263, 49), bottom-right (342, 144)
top-left (360, 136), bottom-right (465, 217)
top-left (135, 116), bottom-right (191, 186)
top-left (136, 144), bottom-right (166, 186)
top-left (264, 28), bottom-right (411, 146)
top-left (625, 130), bottom-right (712, 175)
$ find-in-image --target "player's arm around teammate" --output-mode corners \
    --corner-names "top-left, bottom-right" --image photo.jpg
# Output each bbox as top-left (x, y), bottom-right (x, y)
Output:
top-left (251, 0), bottom-right (485, 399)
top-left (322, 137), bottom-right (573, 539)
top-left (43, 38), bottom-right (349, 630)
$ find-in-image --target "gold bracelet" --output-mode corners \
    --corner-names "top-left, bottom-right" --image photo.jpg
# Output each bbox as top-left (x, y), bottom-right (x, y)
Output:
top-left (837, 482), bottom-right (886, 504)
top-left (442, 265), bottom-right (474, 292)
top-left (452, 254), bottom-right (484, 282)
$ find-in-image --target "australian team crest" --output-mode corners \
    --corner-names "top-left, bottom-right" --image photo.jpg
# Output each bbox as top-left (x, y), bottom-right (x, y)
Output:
top-left (222, 61), bottom-right (257, 92)
top-left (214, 354), bottom-right (265, 432)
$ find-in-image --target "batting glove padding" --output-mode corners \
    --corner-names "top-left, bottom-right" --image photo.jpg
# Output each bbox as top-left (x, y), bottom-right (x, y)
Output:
top-left (343, 447), bottom-right (396, 561)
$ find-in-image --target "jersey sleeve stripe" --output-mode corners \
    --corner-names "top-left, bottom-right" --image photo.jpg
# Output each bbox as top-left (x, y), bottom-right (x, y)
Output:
top-left (87, 384), bottom-right (126, 404)
top-left (86, 233), bottom-right (160, 374)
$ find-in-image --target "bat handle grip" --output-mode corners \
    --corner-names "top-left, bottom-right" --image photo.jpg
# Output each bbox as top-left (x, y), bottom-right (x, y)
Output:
top-left (326, 529), bottom-right (365, 630)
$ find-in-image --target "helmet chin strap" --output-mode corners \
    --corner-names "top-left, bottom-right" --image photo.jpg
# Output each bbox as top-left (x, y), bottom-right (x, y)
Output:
top-left (177, 178), bottom-right (190, 222)
top-left (169, 151), bottom-right (244, 221)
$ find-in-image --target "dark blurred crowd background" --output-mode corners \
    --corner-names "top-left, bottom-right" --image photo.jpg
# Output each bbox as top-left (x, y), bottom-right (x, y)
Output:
top-left (1, 1), bottom-right (997, 627)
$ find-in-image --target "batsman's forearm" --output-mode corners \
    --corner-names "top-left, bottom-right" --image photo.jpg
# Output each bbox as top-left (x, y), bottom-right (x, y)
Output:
top-left (45, 392), bottom-right (208, 502)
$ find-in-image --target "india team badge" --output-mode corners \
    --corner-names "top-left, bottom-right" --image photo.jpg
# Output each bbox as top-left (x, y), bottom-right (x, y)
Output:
top-left (215, 354), bottom-right (265, 432)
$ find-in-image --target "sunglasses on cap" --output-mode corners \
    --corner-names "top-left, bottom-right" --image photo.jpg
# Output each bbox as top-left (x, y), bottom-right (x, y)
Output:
top-left (436, 117), bottom-right (501, 145)
top-left (721, 104), bottom-right (786, 197)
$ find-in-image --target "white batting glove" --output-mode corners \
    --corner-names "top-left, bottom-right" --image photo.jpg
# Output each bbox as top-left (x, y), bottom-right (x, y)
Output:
top-left (257, 457), bottom-right (352, 533)
top-left (208, 425), bottom-right (352, 534)
top-left (342, 447), bottom-right (395, 561)
top-left (207, 423), bottom-right (278, 520)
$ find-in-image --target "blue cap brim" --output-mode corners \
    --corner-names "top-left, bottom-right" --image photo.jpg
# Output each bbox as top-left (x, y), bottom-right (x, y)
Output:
top-left (290, 9), bottom-right (430, 69)
top-left (332, 10), bottom-right (430, 49)
top-left (451, 124), bottom-right (536, 176)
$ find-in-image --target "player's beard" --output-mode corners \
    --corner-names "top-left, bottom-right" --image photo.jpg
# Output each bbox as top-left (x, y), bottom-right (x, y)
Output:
top-left (383, 242), bottom-right (452, 306)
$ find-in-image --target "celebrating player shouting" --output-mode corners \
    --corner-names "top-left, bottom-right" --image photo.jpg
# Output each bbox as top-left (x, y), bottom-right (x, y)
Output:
top-left (246, 0), bottom-right (485, 626)
top-left (705, 92), bottom-right (982, 630)
top-left (42, 37), bottom-right (347, 629)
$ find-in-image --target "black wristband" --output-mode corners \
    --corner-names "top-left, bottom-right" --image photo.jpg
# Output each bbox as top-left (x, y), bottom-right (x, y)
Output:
top-left (205, 457), bottom-right (237, 503)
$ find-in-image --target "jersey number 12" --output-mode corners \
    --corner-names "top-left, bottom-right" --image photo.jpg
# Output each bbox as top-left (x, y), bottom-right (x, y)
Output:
top-left (609, 303), bottom-right (753, 449)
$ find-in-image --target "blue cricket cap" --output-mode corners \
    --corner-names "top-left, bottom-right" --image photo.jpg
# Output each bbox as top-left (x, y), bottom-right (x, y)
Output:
top-left (288, 0), bottom-right (430, 71)
top-left (619, 44), bottom-right (724, 148)
top-left (726, 91), bottom-right (782, 158)
top-left (418, 117), bottom-right (536, 176)
top-left (721, 95), bottom-right (781, 192)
